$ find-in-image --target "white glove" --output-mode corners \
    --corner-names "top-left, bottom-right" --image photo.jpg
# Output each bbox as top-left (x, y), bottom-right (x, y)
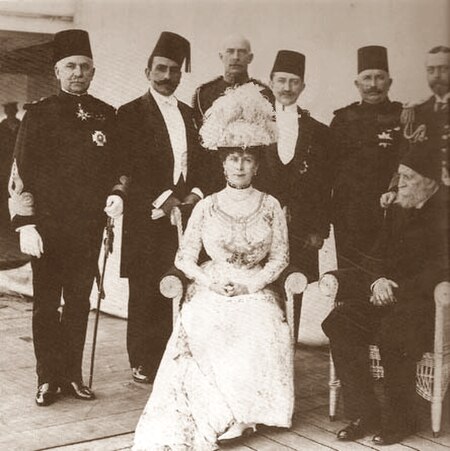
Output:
top-left (104, 195), bottom-right (123, 219)
top-left (19, 225), bottom-right (44, 258)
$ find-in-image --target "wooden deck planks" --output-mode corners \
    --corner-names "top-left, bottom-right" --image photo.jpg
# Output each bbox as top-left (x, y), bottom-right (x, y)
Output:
top-left (1, 295), bottom-right (449, 451)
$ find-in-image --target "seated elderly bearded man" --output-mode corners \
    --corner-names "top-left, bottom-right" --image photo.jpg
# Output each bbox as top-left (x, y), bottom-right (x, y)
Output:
top-left (322, 139), bottom-right (449, 445)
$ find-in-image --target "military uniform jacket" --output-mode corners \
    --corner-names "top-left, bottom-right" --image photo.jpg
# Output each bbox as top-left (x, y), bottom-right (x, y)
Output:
top-left (257, 107), bottom-right (332, 241)
top-left (117, 91), bottom-right (202, 277)
top-left (9, 91), bottom-right (121, 236)
top-left (331, 99), bottom-right (403, 257)
top-left (403, 96), bottom-right (449, 185)
top-left (404, 96), bottom-right (449, 145)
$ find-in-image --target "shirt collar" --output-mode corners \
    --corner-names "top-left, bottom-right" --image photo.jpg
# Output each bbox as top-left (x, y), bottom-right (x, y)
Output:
top-left (150, 86), bottom-right (177, 107)
top-left (275, 101), bottom-right (297, 114)
top-left (435, 92), bottom-right (450, 104)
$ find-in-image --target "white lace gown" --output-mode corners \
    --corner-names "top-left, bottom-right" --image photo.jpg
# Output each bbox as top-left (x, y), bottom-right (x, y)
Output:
top-left (133, 187), bottom-right (294, 451)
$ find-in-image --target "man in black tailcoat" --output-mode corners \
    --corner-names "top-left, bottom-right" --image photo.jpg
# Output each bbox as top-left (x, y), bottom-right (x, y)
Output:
top-left (118, 32), bottom-right (203, 384)
top-left (257, 50), bottom-right (332, 338)
top-left (322, 140), bottom-right (449, 445)
top-left (331, 46), bottom-right (403, 270)
top-left (8, 29), bottom-right (127, 406)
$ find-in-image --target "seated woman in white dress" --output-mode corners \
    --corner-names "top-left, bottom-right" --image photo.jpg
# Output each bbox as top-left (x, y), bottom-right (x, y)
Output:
top-left (133, 84), bottom-right (294, 451)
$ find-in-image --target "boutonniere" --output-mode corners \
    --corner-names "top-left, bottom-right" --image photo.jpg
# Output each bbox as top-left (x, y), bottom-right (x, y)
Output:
top-left (92, 130), bottom-right (107, 146)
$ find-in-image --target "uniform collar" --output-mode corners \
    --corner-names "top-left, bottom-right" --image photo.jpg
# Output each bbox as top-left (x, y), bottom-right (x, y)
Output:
top-left (223, 72), bottom-right (250, 85)
top-left (60, 88), bottom-right (89, 97)
top-left (149, 86), bottom-right (177, 107)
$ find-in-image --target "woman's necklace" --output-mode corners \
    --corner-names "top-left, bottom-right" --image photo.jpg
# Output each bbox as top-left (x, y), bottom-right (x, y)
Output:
top-left (227, 181), bottom-right (252, 190)
top-left (224, 184), bottom-right (254, 199)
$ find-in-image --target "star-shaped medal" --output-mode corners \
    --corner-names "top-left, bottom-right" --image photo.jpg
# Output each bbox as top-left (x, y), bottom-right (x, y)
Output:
top-left (92, 130), bottom-right (107, 146)
top-left (76, 103), bottom-right (91, 121)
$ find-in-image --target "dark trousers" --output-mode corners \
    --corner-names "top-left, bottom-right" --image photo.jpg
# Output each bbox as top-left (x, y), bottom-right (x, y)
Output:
top-left (31, 231), bottom-right (100, 386)
top-left (126, 218), bottom-right (178, 379)
top-left (322, 299), bottom-right (421, 432)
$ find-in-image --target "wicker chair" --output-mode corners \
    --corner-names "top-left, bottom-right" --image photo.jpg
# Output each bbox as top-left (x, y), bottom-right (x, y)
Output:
top-left (159, 205), bottom-right (308, 340)
top-left (319, 273), bottom-right (450, 437)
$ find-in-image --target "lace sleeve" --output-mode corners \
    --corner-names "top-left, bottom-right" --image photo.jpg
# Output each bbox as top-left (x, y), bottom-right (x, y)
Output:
top-left (175, 199), bottom-right (210, 287)
top-left (247, 197), bottom-right (289, 293)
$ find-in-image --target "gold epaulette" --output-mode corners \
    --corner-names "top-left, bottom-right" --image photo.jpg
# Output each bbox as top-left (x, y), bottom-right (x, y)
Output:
top-left (401, 102), bottom-right (427, 142)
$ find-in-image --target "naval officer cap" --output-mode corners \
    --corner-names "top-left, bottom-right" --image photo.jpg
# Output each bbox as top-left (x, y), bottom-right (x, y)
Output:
top-left (271, 50), bottom-right (306, 80)
top-left (149, 31), bottom-right (191, 72)
top-left (53, 29), bottom-right (92, 64)
top-left (357, 45), bottom-right (389, 73)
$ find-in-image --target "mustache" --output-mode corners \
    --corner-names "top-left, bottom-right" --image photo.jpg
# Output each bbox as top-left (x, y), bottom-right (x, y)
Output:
top-left (430, 80), bottom-right (449, 87)
top-left (364, 87), bottom-right (383, 94)
top-left (155, 80), bottom-right (176, 87)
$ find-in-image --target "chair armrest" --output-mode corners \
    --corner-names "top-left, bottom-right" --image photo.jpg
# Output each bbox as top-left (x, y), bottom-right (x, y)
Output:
top-left (434, 281), bottom-right (450, 356)
top-left (159, 266), bottom-right (189, 300)
top-left (319, 268), bottom-right (370, 304)
top-left (318, 273), bottom-right (339, 308)
top-left (277, 266), bottom-right (308, 342)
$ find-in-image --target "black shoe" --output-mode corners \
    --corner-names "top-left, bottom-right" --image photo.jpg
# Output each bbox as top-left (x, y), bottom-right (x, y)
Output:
top-left (337, 418), bottom-right (376, 441)
top-left (372, 422), bottom-right (416, 446)
top-left (61, 381), bottom-right (95, 400)
top-left (132, 365), bottom-right (152, 384)
top-left (35, 382), bottom-right (58, 407)
top-left (372, 430), bottom-right (407, 446)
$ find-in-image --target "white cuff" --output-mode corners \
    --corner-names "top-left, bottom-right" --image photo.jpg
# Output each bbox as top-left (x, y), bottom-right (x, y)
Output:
top-left (16, 224), bottom-right (36, 233)
top-left (152, 189), bottom-right (173, 209)
top-left (151, 208), bottom-right (166, 220)
top-left (191, 187), bottom-right (204, 199)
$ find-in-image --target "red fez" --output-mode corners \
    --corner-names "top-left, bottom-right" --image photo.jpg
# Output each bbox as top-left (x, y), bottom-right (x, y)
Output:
top-left (400, 140), bottom-right (441, 181)
top-left (53, 29), bottom-right (92, 64)
top-left (358, 45), bottom-right (388, 73)
top-left (271, 50), bottom-right (305, 79)
top-left (149, 31), bottom-right (191, 72)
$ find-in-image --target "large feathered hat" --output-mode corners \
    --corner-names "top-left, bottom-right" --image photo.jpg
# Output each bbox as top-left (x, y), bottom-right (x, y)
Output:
top-left (199, 83), bottom-right (277, 150)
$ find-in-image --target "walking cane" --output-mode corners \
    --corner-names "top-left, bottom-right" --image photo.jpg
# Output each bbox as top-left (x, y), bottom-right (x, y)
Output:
top-left (88, 217), bottom-right (115, 389)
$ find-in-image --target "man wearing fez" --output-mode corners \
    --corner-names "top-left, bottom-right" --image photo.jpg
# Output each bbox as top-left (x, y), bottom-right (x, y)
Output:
top-left (331, 46), bottom-right (403, 270)
top-left (322, 140), bottom-right (448, 445)
top-left (8, 29), bottom-right (126, 406)
top-left (193, 34), bottom-right (273, 194)
top-left (117, 32), bottom-right (203, 385)
top-left (257, 50), bottom-right (332, 337)
top-left (0, 102), bottom-right (20, 224)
